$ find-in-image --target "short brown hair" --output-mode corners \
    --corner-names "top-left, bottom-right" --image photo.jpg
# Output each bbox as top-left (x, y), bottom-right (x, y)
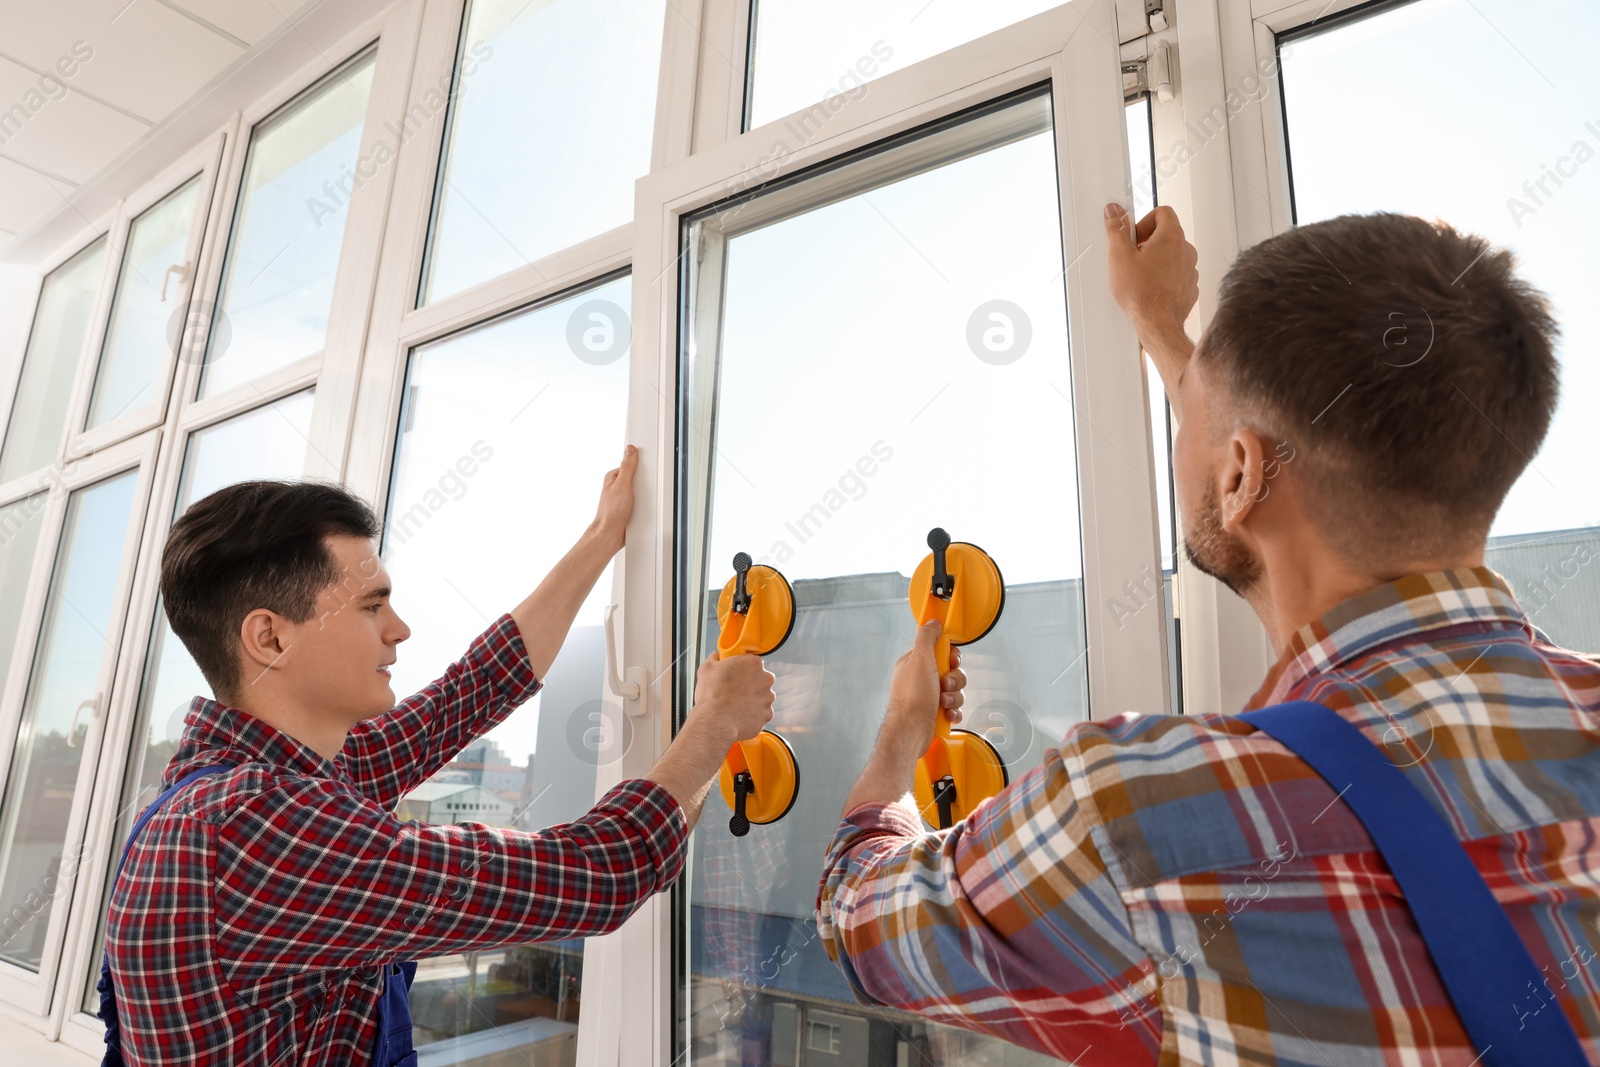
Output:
top-left (160, 480), bottom-right (380, 703)
top-left (1201, 212), bottom-right (1559, 562)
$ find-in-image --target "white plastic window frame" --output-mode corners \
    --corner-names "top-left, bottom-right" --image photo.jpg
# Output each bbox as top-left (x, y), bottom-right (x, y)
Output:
top-left (0, 430), bottom-right (161, 1020)
top-left (601, 3), bottom-right (1160, 1063)
top-left (64, 136), bottom-right (228, 462)
top-left (1107, 0), bottom-right (1285, 718)
top-left (0, 226), bottom-right (117, 509)
top-left (0, 0), bottom-right (426, 1044)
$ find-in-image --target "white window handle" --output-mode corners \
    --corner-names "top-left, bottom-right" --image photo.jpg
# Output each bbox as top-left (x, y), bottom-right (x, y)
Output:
top-left (66, 693), bottom-right (101, 748)
top-left (159, 260), bottom-right (192, 302)
top-left (603, 603), bottom-right (648, 717)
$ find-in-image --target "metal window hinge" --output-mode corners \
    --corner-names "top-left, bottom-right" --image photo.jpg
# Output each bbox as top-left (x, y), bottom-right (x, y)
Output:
top-left (1147, 0), bottom-right (1170, 33)
top-left (1121, 24), bottom-right (1176, 103)
top-left (1122, 59), bottom-right (1148, 100)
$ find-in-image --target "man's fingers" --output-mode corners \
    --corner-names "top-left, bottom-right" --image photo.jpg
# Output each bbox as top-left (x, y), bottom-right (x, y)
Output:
top-left (914, 619), bottom-right (942, 661)
top-left (1134, 208), bottom-right (1163, 246)
top-left (1104, 202), bottom-right (1138, 253)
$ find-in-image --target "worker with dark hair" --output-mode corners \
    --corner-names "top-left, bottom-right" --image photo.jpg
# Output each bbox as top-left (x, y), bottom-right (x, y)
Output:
top-left (102, 447), bottom-right (777, 1065)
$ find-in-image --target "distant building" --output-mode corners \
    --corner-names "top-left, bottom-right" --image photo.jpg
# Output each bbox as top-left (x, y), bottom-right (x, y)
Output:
top-left (439, 736), bottom-right (525, 799)
top-left (1485, 526), bottom-right (1600, 655)
top-left (397, 782), bottom-right (515, 827)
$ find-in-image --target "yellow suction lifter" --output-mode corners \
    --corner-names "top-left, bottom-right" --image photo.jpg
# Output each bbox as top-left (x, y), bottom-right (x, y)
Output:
top-left (909, 527), bottom-right (1008, 830)
top-left (715, 552), bottom-right (801, 837)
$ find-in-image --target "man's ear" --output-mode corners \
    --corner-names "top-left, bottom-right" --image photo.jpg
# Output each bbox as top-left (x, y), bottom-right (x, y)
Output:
top-left (1217, 428), bottom-right (1273, 533)
top-left (238, 608), bottom-right (290, 682)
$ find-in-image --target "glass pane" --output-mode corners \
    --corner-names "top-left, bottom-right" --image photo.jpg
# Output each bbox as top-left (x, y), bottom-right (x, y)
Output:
top-left (0, 239), bottom-right (108, 483)
top-left (1127, 94), bottom-right (1181, 712)
top-left (0, 494), bottom-right (49, 701)
top-left (0, 470), bottom-right (138, 970)
top-left (419, 0), bottom-right (666, 303)
top-left (679, 93), bottom-right (1084, 1066)
top-left (384, 277), bottom-right (631, 1062)
top-left (86, 178), bottom-right (203, 429)
top-left (747, 0), bottom-right (1063, 129)
top-left (1280, 0), bottom-right (1600, 652)
top-left (83, 389), bottom-right (314, 1011)
top-left (199, 52), bottom-right (376, 398)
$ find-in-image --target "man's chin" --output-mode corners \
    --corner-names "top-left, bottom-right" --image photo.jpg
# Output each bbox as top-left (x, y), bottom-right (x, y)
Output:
top-left (1181, 536), bottom-right (1259, 599)
top-left (360, 685), bottom-right (397, 722)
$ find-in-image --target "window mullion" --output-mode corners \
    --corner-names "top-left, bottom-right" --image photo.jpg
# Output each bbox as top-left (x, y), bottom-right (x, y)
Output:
top-left (304, 0), bottom-right (429, 485)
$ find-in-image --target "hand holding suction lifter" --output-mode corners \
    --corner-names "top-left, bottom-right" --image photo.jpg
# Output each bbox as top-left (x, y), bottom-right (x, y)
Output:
top-left (909, 528), bottom-right (1008, 829)
top-left (715, 552), bottom-right (801, 837)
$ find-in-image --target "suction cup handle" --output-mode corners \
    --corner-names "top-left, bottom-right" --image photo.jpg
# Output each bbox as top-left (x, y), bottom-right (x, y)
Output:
top-left (731, 552), bottom-right (753, 615)
top-left (927, 528), bottom-right (955, 599)
top-left (933, 775), bottom-right (957, 830)
top-left (729, 770), bottom-right (754, 837)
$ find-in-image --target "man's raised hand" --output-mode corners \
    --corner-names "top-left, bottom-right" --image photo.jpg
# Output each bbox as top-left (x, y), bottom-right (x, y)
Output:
top-left (1105, 203), bottom-right (1199, 339)
top-left (590, 444), bottom-right (638, 555)
top-left (1104, 203), bottom-right (1199, 421)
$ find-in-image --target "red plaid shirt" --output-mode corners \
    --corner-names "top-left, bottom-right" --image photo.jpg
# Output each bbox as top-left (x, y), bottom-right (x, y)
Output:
top-left (105, 613), bottom-right (687, 1066)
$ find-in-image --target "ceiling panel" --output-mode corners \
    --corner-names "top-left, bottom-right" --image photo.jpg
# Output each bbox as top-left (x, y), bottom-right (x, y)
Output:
top-left (0, 55), bottom-right (149, 183)
top-left (162, 0), bottom-right (288, 46)
top-left (0, 0), bottom-right (245, 123)
top-left (0, 155), bottom-right (76, 236)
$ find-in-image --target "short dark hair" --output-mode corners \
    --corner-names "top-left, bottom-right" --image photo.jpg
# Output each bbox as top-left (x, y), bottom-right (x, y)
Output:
top-left (1201, 212), bottom-right (1559, 562)
top-left (160, 480), bottom-right (380, 703)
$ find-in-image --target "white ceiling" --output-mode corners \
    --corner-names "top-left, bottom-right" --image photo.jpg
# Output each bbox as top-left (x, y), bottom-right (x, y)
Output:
top-left (0, 0), bottom-right (307, 250)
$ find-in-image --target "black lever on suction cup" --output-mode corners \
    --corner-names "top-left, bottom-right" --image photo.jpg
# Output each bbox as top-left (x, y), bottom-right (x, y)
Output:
top-left (729, 771), bottom-right (754, 836)
top-left (932, 775), bottom-right (957, 830)
top-left (928, 528), bottom-right (955, 600)
top-left (731, 551), bottom-right (753, 615)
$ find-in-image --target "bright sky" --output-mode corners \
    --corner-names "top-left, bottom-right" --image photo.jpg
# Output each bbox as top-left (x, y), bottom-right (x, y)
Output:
top-left (700, 118), bottom-right (1085, 592)
top-left (748, 0), bottom-right (1064, 128)
top-left (383, 278), bottom-right (630, 763)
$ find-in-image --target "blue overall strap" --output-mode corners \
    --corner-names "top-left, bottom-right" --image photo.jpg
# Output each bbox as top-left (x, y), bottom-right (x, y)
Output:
top-left (1238, 702), bottom-right (1588, 1065)
top-left (371, 959), bottom-right (418, 1067)
top-left (99, 764), bottom-right (235, 1067)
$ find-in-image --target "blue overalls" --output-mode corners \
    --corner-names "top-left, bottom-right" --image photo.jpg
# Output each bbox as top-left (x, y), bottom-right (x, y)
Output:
top-left (97, 764), bottom-right (418, 1067)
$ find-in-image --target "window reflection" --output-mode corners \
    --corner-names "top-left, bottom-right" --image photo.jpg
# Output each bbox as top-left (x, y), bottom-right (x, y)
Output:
top-left (385, 276), bottom-right (632, 1064)
top-left (0, 238), bottom-right (107, 483)
top-left (0, 470), bottom-right (138, 970)
top-left (200, 52), bottom-right (375, 398)
top-left (420, 0), bottom-right (665, 303)
top-left (0, 494), bottom-right (49, 705)
top-left (680, 92), bottom-right (1085, 1066)
top-left (746, 0), bottom-right (1063, 129)
top-left (87, 178), bottom-right (202, 429)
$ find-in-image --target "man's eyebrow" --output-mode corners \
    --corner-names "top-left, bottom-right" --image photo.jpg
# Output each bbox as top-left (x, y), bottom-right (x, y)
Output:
top-left (358, 586), bottom-right (392, 602)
